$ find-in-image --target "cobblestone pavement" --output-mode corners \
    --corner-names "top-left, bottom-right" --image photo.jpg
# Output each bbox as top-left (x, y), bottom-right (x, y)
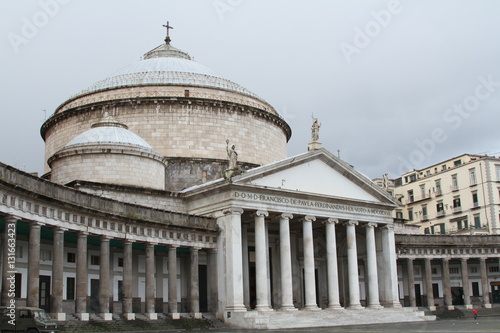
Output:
top-left (202, 317), bottom-right (500, 333)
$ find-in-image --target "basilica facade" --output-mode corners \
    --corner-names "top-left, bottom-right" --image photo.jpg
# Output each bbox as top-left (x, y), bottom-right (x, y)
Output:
top-left (0, 33), bottom-right (440, 328)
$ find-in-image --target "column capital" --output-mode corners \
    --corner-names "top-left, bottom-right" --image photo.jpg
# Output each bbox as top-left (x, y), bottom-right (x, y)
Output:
top-left (346, 220), bottom-right (358, 227)
top-left (168, 244), bottom-right (179, 250)
top-left (442, 257), bottom-right (450, 262)
top-left (479, 257), bottom-right (487, 262)
top-left (326, 218), bottom-right (340, 224)
top-left (223, 207), bottom-right (244, 216)
top-left (191, 246), bottom-right (202, 252)
top-left (303, 215), bottom-right (316, 223)
top-left (460, 258), bottom-right (468, 262)
top-left (280, 213), bottom-right (293, 220)
top-left (380, 224), bottom-right (394, 231)
top-left (29, 221), bottom-right (44, 227)
top-left (364, 222), bottom-right (377, 229)
top-left (123, 239), bottom-right (134, 245)
top-left (146, 242), bottom-right (157, 247)
top-left (4, 215), bottom-right (20, 223)
top-left (53, 227), bottom-right (68, 233)
top-left (255, 210), bottom-right (269, 218)
top-left (101, 235), bottom-right (112, 241)
top-left (78, 231), bottom-right (89, 237)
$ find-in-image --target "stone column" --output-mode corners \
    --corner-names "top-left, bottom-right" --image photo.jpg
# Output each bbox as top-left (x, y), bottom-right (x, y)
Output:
top-left (241, 223), bottom-right (250, 309)
top-left (424, 258), bottom-right (435, 311)
top-left (122, 240), bottom-right (135, 320)
top-left (145, 243), bottom-right (157, 319)
top-left (27, 222), bottom-right (42, 308)
top-left (365, 223), bottom-right (382, 308)
top-left (480, 258), bottom-right (492, 308)
top-left (1, 216), bottom-right (17, 306)
top-left (51, 227), bottom-right (66, 320)
top-left (98, 236), bottom-right (112, 320)
top-left (190, 247), bottom-right (202, 318)
top-left (76, 232), bottom-right (89, 320)
top-left (303, 215), bottom-right (319, 310)
top-left (381, 225), bottom-right (402, 308)
top-left (442, 258), bottom-right (453, 310)
top-left (325, 218), bottom-right (342, 309)
top-left (221, 208), bottom-right (246, 314)
top-left (207, 249), bottom-right (219, 314)
top-left (279, 213), bottom-right (296, 311)
top-left (346, 220), bottom-right (362, 309)
top-left (255, 210), bottom-right (271, 311)
top-left (407, 258), bottom-right (416, 307)
top-left (168, 245), bottom-right (180, 319)
top-left (155, 253), bottom-right (164, 313)
top-left (461, 258), bottom-right (472, 309)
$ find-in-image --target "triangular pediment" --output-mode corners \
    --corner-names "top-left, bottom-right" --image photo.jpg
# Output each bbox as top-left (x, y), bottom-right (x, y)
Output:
top-left (232, 149), bottom-right (397, 205)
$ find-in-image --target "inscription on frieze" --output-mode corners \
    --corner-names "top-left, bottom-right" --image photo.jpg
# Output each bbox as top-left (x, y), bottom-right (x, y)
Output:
top-left (233, 191), bottom-right (391, 216)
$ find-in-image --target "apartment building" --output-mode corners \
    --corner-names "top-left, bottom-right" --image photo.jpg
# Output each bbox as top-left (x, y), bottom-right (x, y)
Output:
top-left (393, 154), bottom-right (500, 235)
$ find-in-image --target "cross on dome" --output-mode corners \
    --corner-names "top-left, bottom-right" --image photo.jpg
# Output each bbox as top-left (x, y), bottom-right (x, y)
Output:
top-left (162, 21), bottom-right (174, 44)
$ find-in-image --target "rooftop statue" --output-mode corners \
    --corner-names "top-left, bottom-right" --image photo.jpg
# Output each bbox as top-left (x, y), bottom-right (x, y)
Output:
top-left (311, 117), bottom-right (321, 142)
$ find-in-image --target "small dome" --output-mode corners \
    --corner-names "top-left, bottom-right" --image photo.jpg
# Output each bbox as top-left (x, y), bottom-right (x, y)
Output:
top-left (65, 114), bottom-right (155, 153)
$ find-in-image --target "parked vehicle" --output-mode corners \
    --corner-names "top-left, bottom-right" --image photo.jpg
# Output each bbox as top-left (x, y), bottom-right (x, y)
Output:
top-left (0, 306), bottom-right (58, 333)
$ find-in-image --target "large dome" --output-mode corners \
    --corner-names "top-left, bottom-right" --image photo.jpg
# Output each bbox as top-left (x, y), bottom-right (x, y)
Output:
top-left (71, 45), bottom-right (263, 102)
top-left (42, 37), bottom-right (291, 190)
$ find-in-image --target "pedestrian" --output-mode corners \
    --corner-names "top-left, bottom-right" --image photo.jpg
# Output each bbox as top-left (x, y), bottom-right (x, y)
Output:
top-left (472, 308), bottom-right (478, 319)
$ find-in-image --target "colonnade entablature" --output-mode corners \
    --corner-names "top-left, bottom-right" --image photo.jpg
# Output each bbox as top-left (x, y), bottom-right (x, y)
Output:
top-left (0, 185), bottom-right (218, 250)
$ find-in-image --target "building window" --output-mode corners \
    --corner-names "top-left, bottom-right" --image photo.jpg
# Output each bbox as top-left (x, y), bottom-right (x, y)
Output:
top-left (15, 273), bottom-right (22, 298)
top-left (40, 249), bottom-right (52, 261)
top-left (472, 282), bottom-right (480, 296)
top-left (436, 201), bottom-right (444, 215)
top-left (457, 219), bottom-right (468, 230)
top-left (426, 170), bottom-right (431, 176)
top-left (424, 228), bottom-right (430, 234)
top-left (90, 255), bottom-right (100, 266)
top-left (442, 165), bottom-right (447, 171)
top-left (451, 174), bottom-right (458, 191)
top-left (435, 179), bottom-right (442, 196)
top-left (422, 205), bottom-right (428, 220)
top-left (66, 277), bottom-right (75, 300)
top-left (470, 192), bottom-right (479, 208)
top-left (474, 214), bottom-right (481, 229)
top-left (408, 190), bottom-right (414, 203)
top-left (118, 280), bottom-right (123, 301)
top-left (489, 266), bottom-right (500, 273)
top-left (118, 257), bottom-right (124, 268)
top-left (449, 267), bottom-right (459, 274)
top-left (470, 266), bottom-right (478, 274)
top-left (432, 284), bottom-right (440, 298)
top-left (454, 159), bottom-right (462, 166)
top-left (452, 197), bottom-right (461, 210)
top-left (67, 252), bottom-right (76, 263)
top-left (420, 185), bottom-right (426, 199)
top-left (496, 165), bottom-right (500, 181)
top-left (469, 168), bottom-right (477, 185)
top-left (396, 211), bottom-right (403, 219)
top-left (408, 208), bottom-right (413, 221)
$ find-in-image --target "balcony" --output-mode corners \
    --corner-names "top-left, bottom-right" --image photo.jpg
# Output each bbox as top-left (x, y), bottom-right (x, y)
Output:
top-left (452, 206), bottom-right (462, 213)
top-left (471, 202), bottom-right (481, 209)
top-left (436, 210), bottom-right (445, 218)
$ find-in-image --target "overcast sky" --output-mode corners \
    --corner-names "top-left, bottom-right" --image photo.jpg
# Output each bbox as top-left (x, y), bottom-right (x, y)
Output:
top-left (1, 0), bottom-right (499, 179)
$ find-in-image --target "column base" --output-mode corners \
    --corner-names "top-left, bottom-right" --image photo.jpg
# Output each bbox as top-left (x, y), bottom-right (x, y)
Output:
top-left (100, 313), bottom-right (113, 321)
top-left (464, 304), bottom-right (473, 309)
top-left (484, 303), bottom-right (492, 309)
top-left (428, 306), bottom-right (437, 311)
top-left (124, 313), bottom-right (135, 320)
top-left (169, 312), bottom-right (180, 320)
top-left (75, 313), bottom-right (89, 321)
top-left (326, 305), bottom-right (344, 310)
top-left (192, 312), bottom-right (203, 319)
top-left (446, 306), bottom-right (455, 310)
top-left (384, 302), bottom-right (402, 308)
top-left (225, 305), bottom-right (247, 312)
top-left (51, 313), bottom-right (66, 321)
top-left (255, 305), bottom-right (273, 312)
top-left (367, 304), bottom-right (384, 309)
top-left (145, 313), bottom-right (157, 320)
top-left (303, 305), bottom-right (321, 311)
top-left (348, 304), bottom-right (364, 310)
top-left (280, 305), bottom-right (298, 311)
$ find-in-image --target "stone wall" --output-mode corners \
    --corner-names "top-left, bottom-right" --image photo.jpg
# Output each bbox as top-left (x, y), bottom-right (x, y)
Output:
top-left (43, 96), bottom-right (290, 173)
top-left (50, 149), bottom-right (166, 190)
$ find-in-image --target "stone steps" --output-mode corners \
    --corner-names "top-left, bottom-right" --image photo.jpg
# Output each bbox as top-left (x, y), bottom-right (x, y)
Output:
top-left (227, 307), bottom-right (435, 329)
